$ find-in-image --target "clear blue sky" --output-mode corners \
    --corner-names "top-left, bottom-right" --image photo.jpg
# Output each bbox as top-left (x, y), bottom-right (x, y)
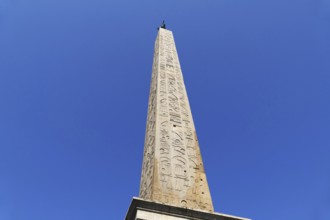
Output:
top-left (0, 0), bottom-right (329, 219)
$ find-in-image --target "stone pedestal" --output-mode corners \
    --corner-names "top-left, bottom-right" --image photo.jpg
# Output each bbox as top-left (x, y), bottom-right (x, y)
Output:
top-left (126, 198), bottom-right (250, 220)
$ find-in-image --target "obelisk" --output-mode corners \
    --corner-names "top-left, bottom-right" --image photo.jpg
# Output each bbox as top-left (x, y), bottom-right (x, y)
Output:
top-left (126, 24), bottom-right (250, 220)
top-left (139, 26), bottom-right (213, 212)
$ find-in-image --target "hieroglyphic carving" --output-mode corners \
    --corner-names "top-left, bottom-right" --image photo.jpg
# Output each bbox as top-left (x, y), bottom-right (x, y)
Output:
top-left (158, 34), bottom-right (173, 192)
top-left (139, 28), bottom-right (214, 212)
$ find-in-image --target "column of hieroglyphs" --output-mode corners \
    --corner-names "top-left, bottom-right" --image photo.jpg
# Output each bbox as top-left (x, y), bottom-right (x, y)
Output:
top-left (139, 28), bottom-right (214, 212)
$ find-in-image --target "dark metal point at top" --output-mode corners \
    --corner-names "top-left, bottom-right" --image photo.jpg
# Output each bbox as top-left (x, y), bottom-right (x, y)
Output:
top-left (157, 20), bottom-right (166, 30)
top-left (161, 20), bottom-right (166, 29)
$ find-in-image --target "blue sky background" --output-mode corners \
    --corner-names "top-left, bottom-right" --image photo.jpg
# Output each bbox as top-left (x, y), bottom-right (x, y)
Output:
top-left (0, 0), bottom-right (329, 219)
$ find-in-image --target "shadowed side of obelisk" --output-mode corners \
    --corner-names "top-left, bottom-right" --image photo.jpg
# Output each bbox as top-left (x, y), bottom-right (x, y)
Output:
top-left (139, 30), bottom-right (160, 201)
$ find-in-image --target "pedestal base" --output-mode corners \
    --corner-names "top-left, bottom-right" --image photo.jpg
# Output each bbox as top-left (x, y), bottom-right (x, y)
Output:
top-left (125, 198), bottom-right (250, 220)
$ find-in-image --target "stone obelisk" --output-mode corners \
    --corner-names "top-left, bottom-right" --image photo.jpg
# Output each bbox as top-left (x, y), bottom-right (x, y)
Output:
top-left (139, 26), bottom-right (213, 212)
top-left (126, 24), bottom-right (250, 220)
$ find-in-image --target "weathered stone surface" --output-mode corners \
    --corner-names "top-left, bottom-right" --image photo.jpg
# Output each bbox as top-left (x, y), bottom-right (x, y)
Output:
top-left (139, 28), bottom-right (213, 212)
